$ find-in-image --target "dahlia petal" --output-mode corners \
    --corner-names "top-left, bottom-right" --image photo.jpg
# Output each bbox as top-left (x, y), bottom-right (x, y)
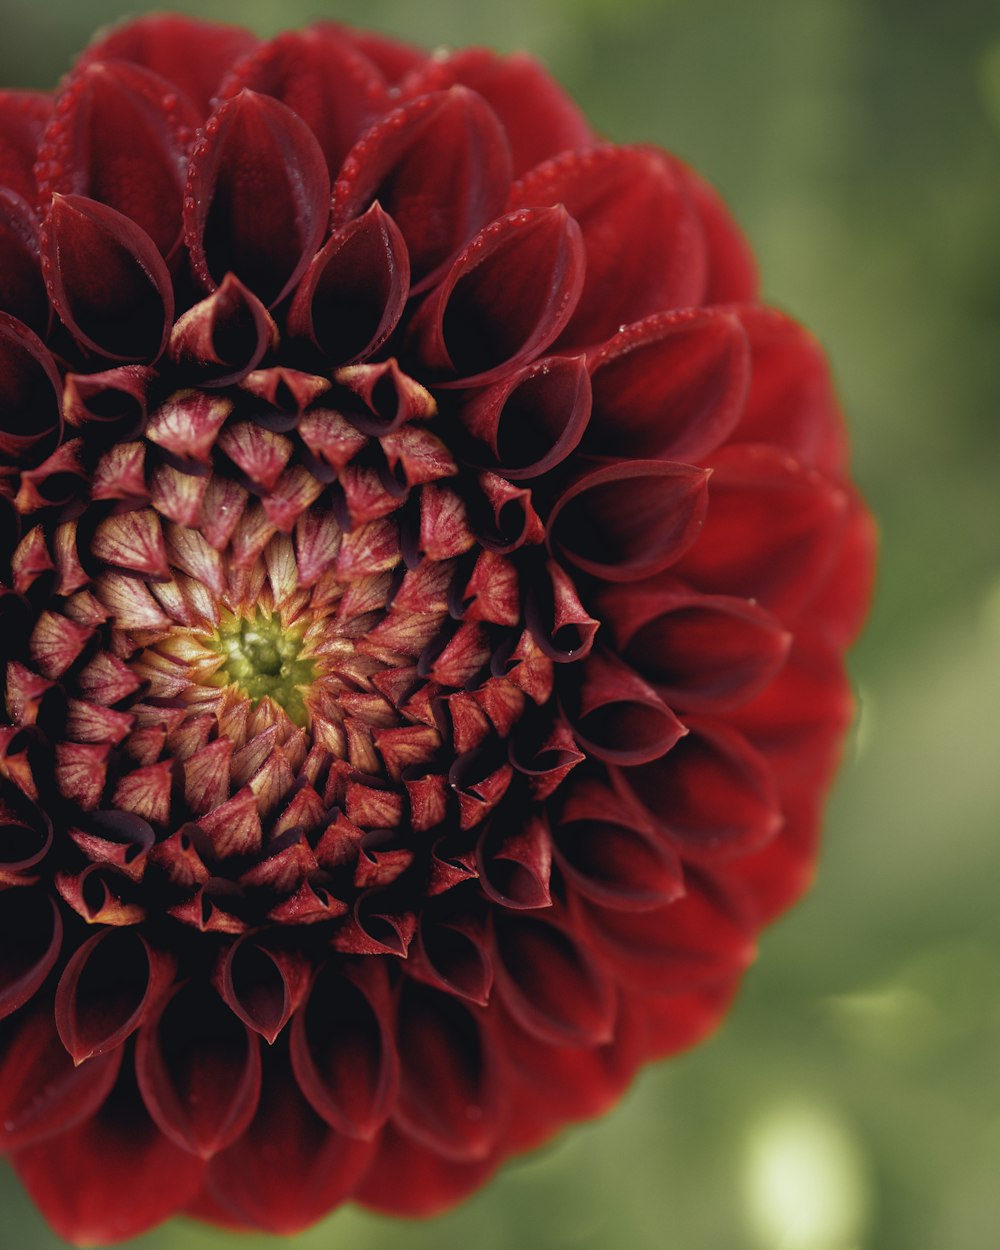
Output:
top-left (41, 194), bottom-right (174, 361)
top-left (37, 61), bottom-right (198, 258)
top-left (332, 87), bottom-right (512, 291)
top-left (55, 862), bottom-right (145, 926)
top-left (10, 1066), bottom-right (204, 1245)
top-left (28, 608), bottom-right (93, 678)
top-left (337, 356), bottom-right (437, 438)
top-left (220, 28), bottom-right (390, 173)
top-left (289, 203), bottom-right (409, 364)
top-left (409, 914), bottom-right (494, 1006)
top-left (0, 188), bottom-right (47, 332)
top-left (0, 1001), bottom-right (121, 1150)
top-left (402, 48), bottom-right (594, 178)
top-left (407, 205), bottom-right (585, 386)
top-left (394, 980), bottom-right (502, 1160)
top-left (584, 307), bottom-right (751, 462)
top-left (595, 579), bottom-right (793, 713)
top-left (632, 976), bottom-right (743, 1062)
top-left (135, 979), bottom-right (261, 1158)
top-left (169, 274), bottom-right (278, 387)
top-left (0, 90), bottom-right (51, 202)
top-left (474, 472), bottom-right (545, 553)
top-left (510, 146), bottom-right (707, 348)
top-left (54, 926), bottom-right (174, 1064)
top-left (146, 391), bottom-right (233, 465)
top-left (615, 717), bottom-right (782, 862)
top-left (79, 15), bottom-right (258, 115)
top-left (219, 934), bottom-right (309, 1044)
top-left (807, 492), bottom-right (878, 647)
top-left (63, 365), bottom-right (153, 434)
top-left (184, 90), bottom-right (330, 307)
top-left (553, 777), bottom-right (683, 911)
top-left (492, 912), bottom-right (616, 1047)
top-left (15, 438), bottom-right (87, 515)
top-left (0, 888), bottom-right (61, 1019)
top-left (91, 507), bottom-right (169, 580)
top-left (566, 649), bottom-right (686, 766)
top-left (672, 443), bottom-right (849, 619)
top-left (457, 548), bottom-right (521, 627)
top-left (290, 961), bottom-right (398, 1138)
top-left (477, 813), bottom-right (553, 910)
top-left (547, 460), bottom-right (710, 583)
top-left (524, 560), bottom-right (599, 664)
top-left (67, 809), bottom-right (155, 882)
top-left (671, 159), bottom-right (759, 302)
top-left (355, 1120), bottom-right (501, 1215)
top-left (0, 312), bottom-right (62, 461)
top-left (457, 353), bottom-right (591, 478)
top-left (322, 23), bottom-right (425, 83)
top-left (508, 718), bottom-right (584, 801)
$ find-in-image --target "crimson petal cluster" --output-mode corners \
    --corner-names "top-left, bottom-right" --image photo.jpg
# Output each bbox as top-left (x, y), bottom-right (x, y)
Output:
top-left (0, 16), bottom-right (875, 1244)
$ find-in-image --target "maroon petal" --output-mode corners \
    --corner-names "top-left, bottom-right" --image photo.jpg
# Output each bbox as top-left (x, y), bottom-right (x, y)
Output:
top-left (205, 1059), bottom-right (376, 1234)
top-left (185, 90), bottom-right (330, 307)
top-left (672, 158), bottom-right (759, 303)
top-left (289, 202), bottom-right (409, 363)
top-left (37, 61), bottom-right (198, 258)
top-left (54, 926), bottom-right (174, 1064)
top-left (332, 87), bottom-right (512, 291)
top-left (220, 28), bottom-right (390, 172)
top-left (0, 91), bottom-right (49, 201)
top-left (0, 1001), bottom-right (122, 1151)
top-left (63, 364), bottom-right (153, 433)
top-left (11, 1067), bottom-right (204, 1245)
top-left (394, 980), bottom-right (503, 1160)
top-left (525, 560), bottom-right (599, 663)
top-left (78, 15), bottom-right (258, 115)
top-left (510, 145), bottom-right (707, 349)
top-left (409, 915), bottom-right (494, 1006)
top-left (323, 23), bottom-right (425, 84)
top-left (596, 578), bottom-right (793, 713)
top-left (584, 308), bottom-right (750, 462)
top-left (477, 813), bottom-right (553, 910)
top-left (169, 273), bottom-right (278, 386)
top-left (355, 1120), bottom-right (500, 1216)
top-left (457, 353), bottom-right (591, 478)
top-left (492, 911), bottom-right (616, 1046)
top-left (0, 190), bottom-right (47, 331)
top-left (0, 312), bottom-right (62, 461)
top-left (565, 649), bottom-right (686, 765)
top-left (547, 460), bottom-right (710, 583)
top-left (0, 888), bottom-right (61, 1019)
top-left (290, 961), bottom-right (398, 1139)
top-left (407, 206), bottom-right (585, 386)
top-left (219, 933), bottom-right (310, 1043)
top-left (614, 717), bottom-right (781, 861)
top-left (41, 194), bottom-right (173, 361)
top-left (401, 48), bottom-right (594, 177)
top-left (135, 979), bottom-right (261, 1158)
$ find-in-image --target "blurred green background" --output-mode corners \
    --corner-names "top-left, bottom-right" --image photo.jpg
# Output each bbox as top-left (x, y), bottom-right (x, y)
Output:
top-left (2, 0), bottom-right (998, 1247)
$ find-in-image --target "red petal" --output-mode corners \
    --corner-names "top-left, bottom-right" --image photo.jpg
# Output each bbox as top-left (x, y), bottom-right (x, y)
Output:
top-left (672, 158), bottom-right (759, 302)
top-left (584, 308), bottom-right (750, 462)
top-left (333, 87), bottom-right (512, 291)
top-left (477, 813), bottom-right (553, 910)
top-left (402, 48), bottom-right (594, 177)
top-left (135, 979), bottom-right (261, 1158)
top-left (0, 91), bottom-right (50, 202)
top-left (0, 189), bottom-right (47, 331)
top-left (218, 934), bottom-right (309, 1044)
top-left (510, 145), bottom-right (707, 348)
top-left (169, 273), bottom-right (277, 386)
top-left (324, 23), bottom-right (425, 83)
top-left (41, 194), bottom-right (173, 361)
top-left (565, 649), bottom-right (687, 765)
top-left (0, 312), bottom-right (62, 461)
top-left (0, 888), bottom-right (61, 1019)
top-left (289, 202), bottom-right (409, 363)
top-left (408, 205), bottom-right (585, 386)
top-left (355, 1119), bottom-right (500, 1215)
top-left (185, 90), bottom-right (330, 307)
top-left (547, 460), bottom-right (710, 583)
top-left (409, 915), bottom-right (494, 1006)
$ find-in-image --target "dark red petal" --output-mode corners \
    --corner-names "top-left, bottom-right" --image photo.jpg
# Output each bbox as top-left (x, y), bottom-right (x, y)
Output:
top-left (584, 308), bottom-right (750, 462)
top-left (219, 934), bottom-right (309, 1044)
top-left (547, 460), bottom-right (710, 583)
top-left (11, 1068), bottom-right (204, 1245)
top-left (457, 353), bottom-right (591, 479)
top-left (289, 202), bottom-right (409, 364)
top-left (37, 61), bottom-right (198, 258)
top-left (54, 926), bottom-right (173, 1064)
top-left (0, 888), bottom-right (61, 1019)
top-left (0, 189), bottom-right (47, 332)
top-left (730, 305), bottom-right (847, 472)
top-left (169, 273), bottom-right (277, 387)
top-left (290, 961), bottom-right (398, 1139)
top-left (220, 28), bottom-right (390, 172)
top-left (332, 87), bottom-right (512, 291)
top-left (407, 205), bottom-right (585, 386)
top-left (402, 48), bottom-right (594, 177)
top-left (135, 979), bottom-right (261, 1158)
top-left (0, 312), bottom-right (62, 460)
top-left (565, 649), bottom-right (687, 765)
top-left (629, 976), bottom-right (742, 1063)
top-left (0, 91), bottom-right (50, 202)
top-left (354, 1120), bottom-right (500, 1215)
top-left (525, 560), bottom-right (599, 662)
top-left (78, 15), bottom-right (258, 115)
top-left (673, 443), bottom-right (849, 619)
top-left (394, 980), bottom-right (503, 1160)
top-left (615, 717), bottom-right (781, 861)
top-left (807, 491), bottom-right (878, 648)
top-left (671, 158), bottom-right (759, 302)
top-left (492, 912), bottom-right (616, 1046)
top-left (509, 145), bottom-right (707, 349)
top-left (477, 813), bottom-right (553, 910)
top-left (409, 915), bottom-right (494, 1006)
top-left (323, 23), bottom-right (425, 84)
top-left (205, 1059), bottom-right (376, 1234)
top-left (596, 578), bottom-right (793, 713)
top-left (0, 1001), bottom-right (122, 1151)
top-left (185, 90), bottom-right (330, 307)
top-left (41, 194), bottom-right (173, 361)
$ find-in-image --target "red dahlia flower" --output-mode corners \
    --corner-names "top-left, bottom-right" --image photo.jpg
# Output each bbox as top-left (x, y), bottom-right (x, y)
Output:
top-left (0, 15), bottom-right (875, 1244)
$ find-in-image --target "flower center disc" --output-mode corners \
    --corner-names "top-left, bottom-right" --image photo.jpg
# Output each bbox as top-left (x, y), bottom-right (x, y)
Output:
top-left (208, 610), bottom-right (316, 726)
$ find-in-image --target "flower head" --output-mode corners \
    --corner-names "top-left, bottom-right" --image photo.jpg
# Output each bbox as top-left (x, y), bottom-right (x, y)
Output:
top-left (0, 16), bottom-right (874, 1243)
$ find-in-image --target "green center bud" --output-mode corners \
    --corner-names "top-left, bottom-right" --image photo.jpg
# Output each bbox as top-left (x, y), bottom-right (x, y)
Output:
top-left (207, 610), bottom-right (316, 726)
